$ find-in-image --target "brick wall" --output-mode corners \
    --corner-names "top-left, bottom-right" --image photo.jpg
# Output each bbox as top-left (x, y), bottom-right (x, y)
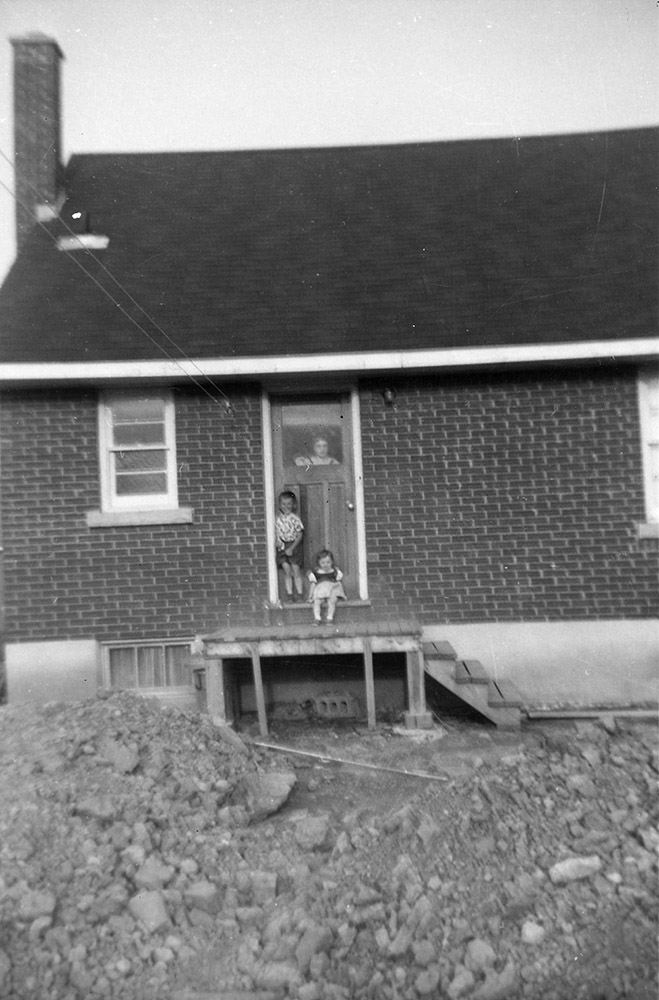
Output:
top-left (360, 367), bottom-right (657, 622)
top-left (0, 384), bottom-right (267, 642)
top-left (1, 367), bottom-right (656, 645)
top-left (12, 36), bottom-right (63, 249)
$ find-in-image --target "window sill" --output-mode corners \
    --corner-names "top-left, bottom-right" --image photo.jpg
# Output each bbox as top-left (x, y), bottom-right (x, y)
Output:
top-left (86, 507), bottom-right (193, 528)
top-left (638, 522), bottom-right (659, 539)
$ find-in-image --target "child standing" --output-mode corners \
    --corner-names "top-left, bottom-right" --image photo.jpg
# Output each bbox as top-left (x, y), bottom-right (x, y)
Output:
top-left (307, 549), bottom-right (346, 624)
top-left (275, 491), bottom-right (304, 602)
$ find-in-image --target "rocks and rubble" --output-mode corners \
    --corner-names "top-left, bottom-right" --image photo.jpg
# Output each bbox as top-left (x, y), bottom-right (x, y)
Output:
top-left (0, 692), bottom-right (657, 999)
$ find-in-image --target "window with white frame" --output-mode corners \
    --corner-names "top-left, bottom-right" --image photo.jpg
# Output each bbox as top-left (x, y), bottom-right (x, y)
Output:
top-left (638, 371), bottom-right (659, 529)
top-left (99, 391), bottom-right (179, 511)
top-left (106, 641), bottom-right (192, 690)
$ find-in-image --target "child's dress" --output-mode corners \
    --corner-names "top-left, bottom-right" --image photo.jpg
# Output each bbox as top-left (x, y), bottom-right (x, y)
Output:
top-left (308, 566), bottom-right (347, 602)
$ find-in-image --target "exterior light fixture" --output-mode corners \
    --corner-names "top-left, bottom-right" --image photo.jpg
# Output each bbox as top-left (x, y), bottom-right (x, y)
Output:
top-left (383, 387), bottom-right (396, 406)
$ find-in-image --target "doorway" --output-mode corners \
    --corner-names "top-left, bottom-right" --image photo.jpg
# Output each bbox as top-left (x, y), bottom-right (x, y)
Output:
top-left (269, 392), bottom-right (364, 601)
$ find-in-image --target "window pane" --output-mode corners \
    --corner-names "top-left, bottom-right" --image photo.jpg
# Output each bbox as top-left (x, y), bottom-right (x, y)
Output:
top-left (109, 647), bottom-right (136, 688)
top-left (137, 647), bottom-right (164, 687)
top-left (165, 645), bottom-right (190, 686)
top-left (280, 400), bottom-right (344, 466)
top-left (116, 472), bottom-right (168, 495)
top-left (116, 451), bottom-right (166, 473)
top-left (114, 422), bottom-right (166, 447)
top-left (112, 397), bottom-right (165, 423)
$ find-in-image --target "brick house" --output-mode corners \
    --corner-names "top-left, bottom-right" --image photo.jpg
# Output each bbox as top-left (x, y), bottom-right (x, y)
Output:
top-left (0, 35), bottom-right (657, 726)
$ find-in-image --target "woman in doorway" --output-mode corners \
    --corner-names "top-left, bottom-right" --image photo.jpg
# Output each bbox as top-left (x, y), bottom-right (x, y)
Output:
top-left (295, 435), bottom-right (340, 468)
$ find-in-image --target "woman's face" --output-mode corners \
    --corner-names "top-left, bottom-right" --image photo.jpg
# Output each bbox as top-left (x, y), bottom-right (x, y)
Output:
top-left (313, 438), bottom-right (329, 458)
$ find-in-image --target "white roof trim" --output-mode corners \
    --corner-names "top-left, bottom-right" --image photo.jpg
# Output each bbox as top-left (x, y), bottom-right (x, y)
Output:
top-left (1, 337), bottom-right (657, 383)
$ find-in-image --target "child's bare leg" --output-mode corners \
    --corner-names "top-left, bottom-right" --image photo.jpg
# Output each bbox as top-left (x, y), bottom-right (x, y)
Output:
top-left (291, 563), bottom-right (304, 596)
top-left (326, 595), bottom-right (338, 622)
top-left (313, 599), bottom-right (322, 622)
top-left (282, 561), bottom-right (293, 598)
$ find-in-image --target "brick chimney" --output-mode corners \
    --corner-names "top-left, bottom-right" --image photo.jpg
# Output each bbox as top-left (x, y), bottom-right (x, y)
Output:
top-left (11, 33), bottom-right (64, 250)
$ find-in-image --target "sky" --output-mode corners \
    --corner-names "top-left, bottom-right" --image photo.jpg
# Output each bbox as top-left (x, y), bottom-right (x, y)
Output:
top-left (0, 0), bottom-right (657, 281)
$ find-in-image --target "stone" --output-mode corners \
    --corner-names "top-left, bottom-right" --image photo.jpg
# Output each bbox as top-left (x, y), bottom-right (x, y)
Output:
top-left (90, 883), bottom-right (128, 922)
top-left (413, 939), bottom-right (438, 966)
top-left (580, 746), bottom-right (602, 768)
top-left (415, 964), bottom-right (441, 995)
top-left (567, 774), bottom-right (598, 798)
top-left (295, 813), bottom-right (331, 850)
top-left (213, 723), bottom-right (250, 754)
top-left (448, 965), bottom-right (476, 998)
top-left (134, 856), bottom-right (175, 890)
top-left (295, 924), bottom-right (334, 974)
top-left (251, 870), bottom-right (278, 903)
top-left (183, 880), bottom-right (222, 915)
top-left (99, 736), bottom-right (140, 773)
top-left (521, 920), bottom-right (546, 945)
top-left (233, 771), bottom-right (297, 822)
top-left (299, 984), bottom-right (323, 1000)
top-left (464, 937), bottom-right (497, 972)
top-left (472, 959), bottom-right (518, 1000)
top-left (123, 844), bottom-right (147, 867)
top-left (548, 855), bottom-right (602, 884)
top-left (18, 890), bottom-right (56, 921)
top-left (74, 795), bottom-right (118, 823)
top-left (255, 959), bottom-right (302, 990)
top-left (28, 915), bottom-right (52, 942)
top-left (388, 925), bottom-right (413, 957)
top-left (128, 890), bottom-right (170, 932)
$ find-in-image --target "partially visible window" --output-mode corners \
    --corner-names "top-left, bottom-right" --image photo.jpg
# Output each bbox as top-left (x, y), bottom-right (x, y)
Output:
top-left (106, 642), bottom-right (192, 690)
top-left (638, 372), bottom-right (659, 530)
top-left (99, 391), bottom-right (178, 511)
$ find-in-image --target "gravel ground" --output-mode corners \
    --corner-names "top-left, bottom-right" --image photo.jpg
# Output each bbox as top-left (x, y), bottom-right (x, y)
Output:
top-left (0, 692), bottom-right (657, 1000)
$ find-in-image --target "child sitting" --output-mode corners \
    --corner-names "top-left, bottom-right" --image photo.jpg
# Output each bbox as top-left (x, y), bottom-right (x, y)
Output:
top-left (307, 549), bottom-right (346, 624)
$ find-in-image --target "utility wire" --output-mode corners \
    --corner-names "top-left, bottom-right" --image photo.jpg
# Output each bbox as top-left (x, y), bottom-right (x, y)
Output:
top-left (0, 151), bottom-right (233, 414)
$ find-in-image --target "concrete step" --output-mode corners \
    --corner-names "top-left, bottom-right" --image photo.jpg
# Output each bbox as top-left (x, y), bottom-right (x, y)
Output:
top-left (273, 601), bottom-right (375, 626)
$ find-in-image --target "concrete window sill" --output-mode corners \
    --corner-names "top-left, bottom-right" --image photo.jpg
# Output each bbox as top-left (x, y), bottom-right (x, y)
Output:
top-left (86, 507), bottom-right (193, 528)
top-left (638, 522), bottom-right (659, 539)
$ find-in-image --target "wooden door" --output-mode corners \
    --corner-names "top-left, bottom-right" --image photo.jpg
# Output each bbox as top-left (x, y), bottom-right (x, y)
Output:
top-left (271, 394), bottom-right (358, 597)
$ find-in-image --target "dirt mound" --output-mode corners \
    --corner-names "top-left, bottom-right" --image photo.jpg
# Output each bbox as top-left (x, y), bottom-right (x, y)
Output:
top-left (0, 693), bottom-right (657, 999)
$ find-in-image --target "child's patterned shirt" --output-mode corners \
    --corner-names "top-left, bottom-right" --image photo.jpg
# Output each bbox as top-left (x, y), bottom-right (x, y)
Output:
top-left (275, 512), bottom-right (304, 549)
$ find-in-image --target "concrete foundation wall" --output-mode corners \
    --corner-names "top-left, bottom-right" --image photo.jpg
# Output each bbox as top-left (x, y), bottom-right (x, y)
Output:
top-left (424, 619), bottom-right (659, 709)
top-left (6, 619), bottom-right (658, 711)
top-left (6, 640), bottom-right (101, 704)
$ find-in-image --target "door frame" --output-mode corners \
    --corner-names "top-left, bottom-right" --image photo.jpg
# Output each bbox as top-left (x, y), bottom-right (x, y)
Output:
top-left (262, 385), bottom-right (368, 605)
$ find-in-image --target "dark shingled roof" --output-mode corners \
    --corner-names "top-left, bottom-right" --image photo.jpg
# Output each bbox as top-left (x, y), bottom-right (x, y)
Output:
top-left (0, 127), bottom-right (656, 364)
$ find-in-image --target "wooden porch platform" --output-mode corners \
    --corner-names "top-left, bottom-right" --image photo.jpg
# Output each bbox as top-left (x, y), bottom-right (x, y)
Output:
top-left (199, 618), bottom-right (432, 735)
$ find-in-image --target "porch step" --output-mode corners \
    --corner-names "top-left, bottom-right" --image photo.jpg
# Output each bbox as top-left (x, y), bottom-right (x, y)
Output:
top-left (423, 643), bottom-right (524, 730)
top-left (271, 600), bottom-right (374, 626)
